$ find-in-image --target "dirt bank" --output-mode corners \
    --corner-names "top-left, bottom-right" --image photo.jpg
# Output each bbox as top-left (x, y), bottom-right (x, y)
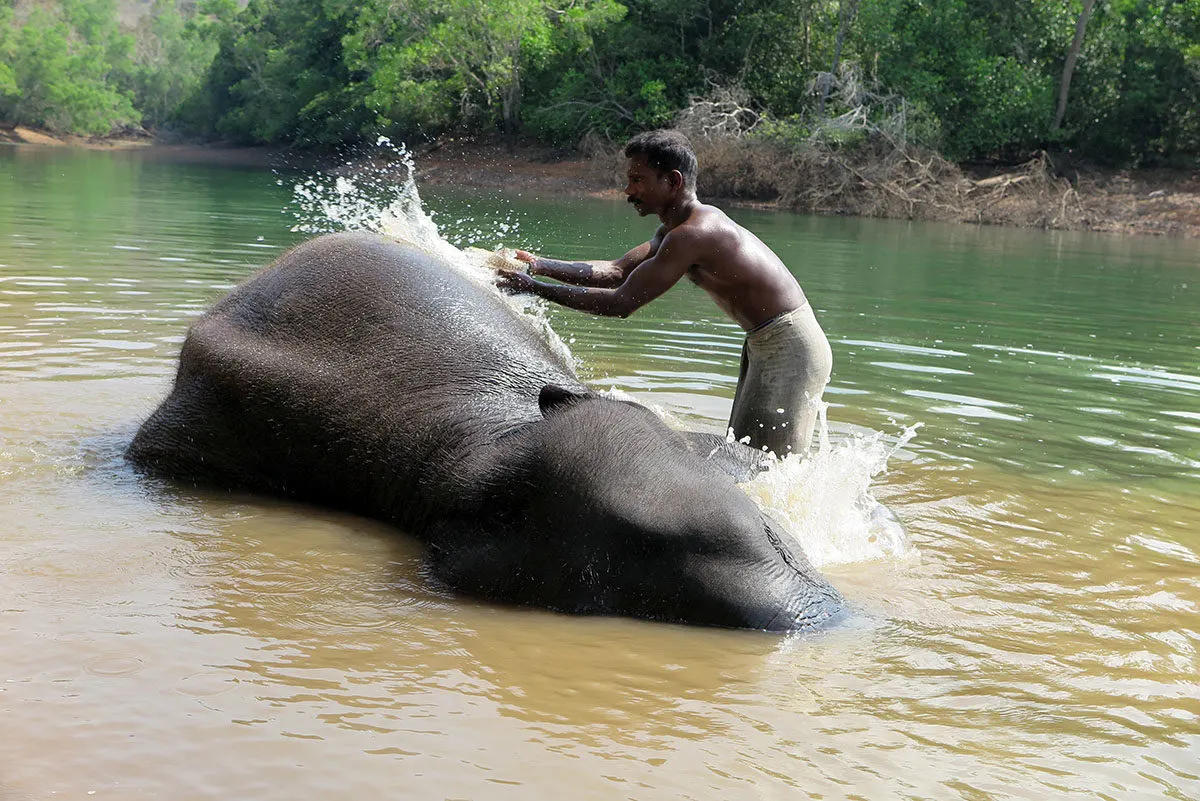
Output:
top-left (407, 140), bottom-right (614, 198)
top-left (411, 140), bottom-right (1200, 239)
top-left (0, 125), bottom-right (286, 167)
top-left (1052, 167), bottom-right (1200, 238)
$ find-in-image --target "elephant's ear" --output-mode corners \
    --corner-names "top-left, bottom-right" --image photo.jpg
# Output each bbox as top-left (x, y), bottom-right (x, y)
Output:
top-left (538, 384), bottom-right (589, 416)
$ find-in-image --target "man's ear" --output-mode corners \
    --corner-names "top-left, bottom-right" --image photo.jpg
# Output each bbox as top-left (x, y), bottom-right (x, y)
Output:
top-left (668, 169), bottom-right (685, 190)
top-left (538, 384), bottom-right (590, 416)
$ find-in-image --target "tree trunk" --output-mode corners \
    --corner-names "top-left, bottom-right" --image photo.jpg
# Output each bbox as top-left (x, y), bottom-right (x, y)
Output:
top-left (819, 0), bottom-right (857, 116)
top-left (1054, 0), bottom-right (1097, 130)
top-left (502, 67), bottom-right (520, 147)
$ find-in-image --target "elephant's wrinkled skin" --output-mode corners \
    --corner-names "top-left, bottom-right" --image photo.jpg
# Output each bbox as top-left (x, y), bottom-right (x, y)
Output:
top-left (128, 233), bottom-right (844, 631)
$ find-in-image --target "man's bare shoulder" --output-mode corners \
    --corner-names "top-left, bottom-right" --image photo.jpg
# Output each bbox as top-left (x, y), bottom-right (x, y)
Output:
top-left (666, 203), bottom-right (741, 251)
top-left (684, 202), bottom-right (733, 226)
top-left (667, 204), bottom-right (727, 236)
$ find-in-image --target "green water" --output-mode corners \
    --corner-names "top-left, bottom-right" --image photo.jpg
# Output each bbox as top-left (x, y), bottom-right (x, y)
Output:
top-left (1, 145), bottom-right (1198, 800)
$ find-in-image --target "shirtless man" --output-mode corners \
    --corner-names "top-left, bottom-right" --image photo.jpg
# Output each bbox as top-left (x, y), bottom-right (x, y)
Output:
top-left (495, 129), bottom-right (832, 457)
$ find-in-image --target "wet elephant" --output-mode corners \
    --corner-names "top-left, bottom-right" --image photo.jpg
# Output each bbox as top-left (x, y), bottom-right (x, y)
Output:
top-left (128, 232), bottom-right (844, 631)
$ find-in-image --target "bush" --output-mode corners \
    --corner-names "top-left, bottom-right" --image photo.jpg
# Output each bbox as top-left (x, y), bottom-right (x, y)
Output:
top-left (0, 3), bottom-right (140, 136)
top-left (946, 56), bottom-right (1056, 160)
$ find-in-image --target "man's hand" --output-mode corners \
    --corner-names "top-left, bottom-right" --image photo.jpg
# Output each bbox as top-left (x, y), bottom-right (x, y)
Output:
top-left (514, 250), bottom-right (538, 273)
top-left (495, 268), bottom-right (538, 294)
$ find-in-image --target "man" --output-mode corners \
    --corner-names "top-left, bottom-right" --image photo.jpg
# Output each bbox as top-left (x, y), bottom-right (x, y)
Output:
top-left (495, 129), bottom-right (832, 458)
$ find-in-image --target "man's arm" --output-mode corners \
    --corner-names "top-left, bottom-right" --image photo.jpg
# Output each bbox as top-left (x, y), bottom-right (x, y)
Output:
top-left (518, 254), bottom-right (623, 287)
top-left (498, 230), bottom-right (694, 318)
top-left (516, 234), bottom-right (660, 288)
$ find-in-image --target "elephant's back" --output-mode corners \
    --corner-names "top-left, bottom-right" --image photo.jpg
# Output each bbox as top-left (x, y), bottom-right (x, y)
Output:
top-left (129, 233), bottom-right (579, 520)
top-left (207, 232), bottom-right (571, 383)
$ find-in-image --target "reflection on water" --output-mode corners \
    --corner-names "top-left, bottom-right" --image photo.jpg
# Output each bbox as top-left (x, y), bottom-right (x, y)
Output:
top-left (1, 146), bottom-right (1198, 799)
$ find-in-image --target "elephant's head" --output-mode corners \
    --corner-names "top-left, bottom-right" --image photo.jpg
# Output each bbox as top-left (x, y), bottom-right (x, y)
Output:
top-left (430, 385), bottom-right (844, 632)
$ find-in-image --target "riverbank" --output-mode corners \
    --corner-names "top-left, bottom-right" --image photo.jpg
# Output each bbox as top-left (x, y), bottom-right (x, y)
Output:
top-left (0, 125), bottom-right (284, 167)
top-left (409, 139), bottom-right (1200, 239)
top-left (5, 126), bottom-right (1198, 238)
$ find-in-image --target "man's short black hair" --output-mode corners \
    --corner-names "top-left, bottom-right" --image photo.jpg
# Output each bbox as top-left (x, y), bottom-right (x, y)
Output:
top-left (624, 130), bottom-right (697, 189)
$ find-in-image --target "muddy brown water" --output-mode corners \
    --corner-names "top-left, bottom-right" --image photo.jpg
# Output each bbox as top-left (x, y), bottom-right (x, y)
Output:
top-left (1, 146), bottom-right (1198, 799)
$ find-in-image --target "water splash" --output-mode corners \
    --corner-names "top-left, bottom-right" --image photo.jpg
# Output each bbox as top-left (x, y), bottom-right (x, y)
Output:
top-left (286, 138), bottom-right (460, 264)
top-left (603, 386), bottom-right (919, 567)
top-left (284, 137), bottom-right (575, 368)
top-left (744, 409), bottom-right (921, 568)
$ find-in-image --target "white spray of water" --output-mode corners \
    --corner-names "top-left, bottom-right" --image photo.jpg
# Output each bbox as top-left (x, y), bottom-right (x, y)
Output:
top-left (288, 138), bottom-right (461, 264)
top-left (743, 405), bottom-right (922, 567)
top-left (286, 140), bottom-right (919, 568)
top-left (605, 383), bottom-right (921, 568)
top-left (286, 138), bottom-right (575, 369)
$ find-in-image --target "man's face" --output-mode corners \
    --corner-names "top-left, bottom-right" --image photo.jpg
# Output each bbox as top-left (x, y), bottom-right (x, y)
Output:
top-left (624, 155), bottom-right (675, 217)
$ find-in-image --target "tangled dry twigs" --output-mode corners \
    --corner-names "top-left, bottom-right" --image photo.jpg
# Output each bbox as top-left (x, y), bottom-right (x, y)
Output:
top-left (667, 68), bottom-right (1097, 230)
top-left (674, 86), bottom-right (763, 140)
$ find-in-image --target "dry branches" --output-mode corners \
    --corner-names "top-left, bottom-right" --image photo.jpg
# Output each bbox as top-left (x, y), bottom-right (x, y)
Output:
top-left (670, 68), bottom-right (1089, 230)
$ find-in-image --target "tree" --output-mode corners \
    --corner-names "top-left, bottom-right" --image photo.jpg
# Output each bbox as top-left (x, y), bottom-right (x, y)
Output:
top-left (1054, 0), bottom-right (1097, 130)
top-left (0, 0), bottom-right (140, 135)
top-left (523, 0), bottom-right (738, 143)
top-left (357, 0), bottom-right (624, 141)
top-left (818, 0), bottom-right (858, 116)
top-left (184, 0), bottom-right (374, 145)
top-left (0, 5), bottom-right (19, 100)
top-left (1064, 0), bottom-right (1200, 164)
top-left (855, 0), bottom-right (1059, 159)
top-left (128, 0), bottom-right (226, 128)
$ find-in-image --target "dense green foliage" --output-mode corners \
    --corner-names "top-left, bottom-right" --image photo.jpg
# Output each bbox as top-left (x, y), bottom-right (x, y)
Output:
top-left (0, 0), bottom-right (226, 135)
top-left (175, 0), bottom-right (374, 144)
top-left (128, 0), bottom-right (227, 127)
top-left (0, 0), bottom-right (139, 134)
top-left (1, 0), bottom-right (1197, 165)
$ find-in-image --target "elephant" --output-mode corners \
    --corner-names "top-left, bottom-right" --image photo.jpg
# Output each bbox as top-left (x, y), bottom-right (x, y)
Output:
top-left (127, 232), bottom-right (844, 631)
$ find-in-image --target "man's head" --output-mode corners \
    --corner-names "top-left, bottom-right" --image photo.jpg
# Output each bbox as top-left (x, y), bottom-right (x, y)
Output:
top-left (622, 130), bottom-right (698, 217)
top-left (624, 130), bottom-right (697, 187)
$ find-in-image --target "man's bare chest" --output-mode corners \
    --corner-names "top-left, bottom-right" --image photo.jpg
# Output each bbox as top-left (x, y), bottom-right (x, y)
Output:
top-left (686, 263), bottom-right (734, 291)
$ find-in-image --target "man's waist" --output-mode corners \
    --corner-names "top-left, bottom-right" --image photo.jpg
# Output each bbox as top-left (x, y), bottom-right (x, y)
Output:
top-left (746, 301), bottom-right (809, 334)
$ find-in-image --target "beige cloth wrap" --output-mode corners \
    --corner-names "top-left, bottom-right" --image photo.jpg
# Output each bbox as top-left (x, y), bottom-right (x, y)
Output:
top-left (727, 303), bottom-right (833, 457)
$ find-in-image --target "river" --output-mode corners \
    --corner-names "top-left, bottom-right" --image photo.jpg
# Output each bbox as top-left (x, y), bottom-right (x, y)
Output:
top-left (1, 144), bottom-right (1197, 799)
